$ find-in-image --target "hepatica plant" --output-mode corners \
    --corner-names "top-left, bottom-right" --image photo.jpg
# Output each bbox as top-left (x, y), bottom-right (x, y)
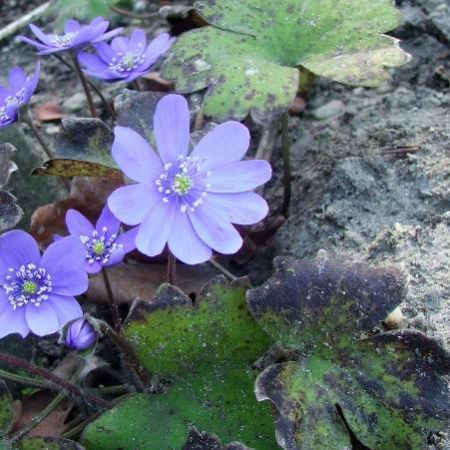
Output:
top-left (0, 3), bottom-right (448, 450)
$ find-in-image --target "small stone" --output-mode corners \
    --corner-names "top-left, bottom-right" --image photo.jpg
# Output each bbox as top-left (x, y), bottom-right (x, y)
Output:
top-left (383, 306), bottom-right (406, 330)
top-left (62, 92), bottom-right (86, 113)
top-left (312, 100), bottom-right (345, 120)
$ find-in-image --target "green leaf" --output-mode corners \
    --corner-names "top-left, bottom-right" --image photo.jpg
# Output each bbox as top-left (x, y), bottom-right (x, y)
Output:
top-left (81, 278), bottom-right (278, 449)
top-left (247, 256), bottom-right (450, 449)
top-left (32, 118), bottom-right (118, 178)
top-left (0, 144), bottom-right (23, 232)
top-left (162, 0), bottom-right (410, 122)
top-left (18, 437), bottom-right (84, 450)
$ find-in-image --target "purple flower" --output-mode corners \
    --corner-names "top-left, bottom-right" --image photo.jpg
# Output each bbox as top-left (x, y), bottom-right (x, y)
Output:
top-left (17, 17), bottom-right (122, 55)
top-left (108, 94), bottom-right (272, 265)
top-left (78, 30), bottom-right (174, 83)
top-left (0, 63), bottom-right (40, 128)
top-left (0, 230), bottom-right (88, 338)
top-left (65, 318), bottom-right (97, 351)
top-left (61, 206), bottom-right (137, 274)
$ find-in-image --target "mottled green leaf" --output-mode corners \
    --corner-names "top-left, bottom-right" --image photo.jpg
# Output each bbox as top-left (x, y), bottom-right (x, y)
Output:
top-left (33, 118), bottom-right (117, 178)
top-left (81, 278), bottom-right (278, 449)
top-left (162, 0), bottom-right (410, 122)
top-left (0, 144), bottom-right (23, 232)
top-left (18, 437), bottom-right (84, 450)
top-left (248, 256), bottom-right (450, 449)
top-left (0, 380), bottom-right (13, 436)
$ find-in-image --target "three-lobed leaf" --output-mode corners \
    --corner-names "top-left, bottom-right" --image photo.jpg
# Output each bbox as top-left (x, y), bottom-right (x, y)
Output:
top-left (162, 0), bottom-right (410, 122)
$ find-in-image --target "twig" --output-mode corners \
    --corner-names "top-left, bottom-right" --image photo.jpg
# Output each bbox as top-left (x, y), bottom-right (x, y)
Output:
top-left (71, 55), bottom-right (97, 118)
top-left (102, 268), bottom-right (121, 330)
top-left (110, 5), bottom-right (158, 19)
top-left (62, 412), bottom-right (101, 439)
top-left (208, 258), bottom-right (238, 281)
top-left (281, 112), bottom-right (291, 216)
top-left (255, 118), bottom-right (280, 162)
top-left (99, 321), bottom-right (150, 391)
top-left (0, 352), bottom-right (111, 410)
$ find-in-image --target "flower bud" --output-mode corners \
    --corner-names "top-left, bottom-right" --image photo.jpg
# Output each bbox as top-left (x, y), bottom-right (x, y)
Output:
top-left (64, 318), bottom-right (97, 351)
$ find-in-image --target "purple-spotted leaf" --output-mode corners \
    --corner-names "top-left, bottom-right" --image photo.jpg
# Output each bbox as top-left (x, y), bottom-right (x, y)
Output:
top-left (0, 143), bottom-right (23, 232)
top-left (161, 0), bottom-right (411, 123)
top-left (18, 437), bottom-right (84, 449)
top-left (32, 118), bottom-right (118, 178)
top-left (247, 255), bottom-right (450, 449)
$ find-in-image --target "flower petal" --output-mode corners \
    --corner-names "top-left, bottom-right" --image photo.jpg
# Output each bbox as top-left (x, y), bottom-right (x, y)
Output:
top-left (189, 210), bottom-right (242, 255)
top-left (8, 67), bottom-right (25, 92)
top-left (78, 52), bottom-right (109, 73)
top-left (92, 27), bottom-right (123, 43)
top-left (64, 19), bottom-right (81, 33)
top-left (51, 270), bottom-right (88, 296)
top-left (66, 209), bottom-right (94, 237)
top-left (167, 211), bottom-right (212, 264)
top-left (206, 160), bottom-right (272, 193)
top-left (0, 307), bottom-right (29, 338)
top-left (116, 227), bottom-right (138, 253)
top-left (41, 236), bottom-right (86, 275)
top-left (154, 95), bottom-right (190, 164)
top-left (103, 248), bottom-right (125, 267)
top-left (85, 261), bottom-right (102, 274)
top-left (191, 121), bottom-right (250, 170)
top-left (108, 183), bottom-right (160, 226)
top-left (112, 126), bottom-right (162, 184)
top-left (16, 35), bottom-right (49, 51)
top-left (26, 302), bottom-right (59, 336)
top-left (94, 41), bottom-right (116, 63)
top-left (0, 230), bottom-right (41, 273)
top-left (141, 33), bottom-right (174, 68)
top-left (96, 205), bottom-right (120, 237)
top-left (203, 192), bottom-right (269, 225)
top-left (46, 295), bottom-right (82, 329)
top-left (129, 29), bottom-right (147, 51)
top-left (136, 201), bottom-right (175, 257)
top-left (29, 24), bottom-right (55, 46)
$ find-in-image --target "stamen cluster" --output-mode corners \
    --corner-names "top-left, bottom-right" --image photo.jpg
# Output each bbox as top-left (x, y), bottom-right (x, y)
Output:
top-left (80, 227), bottom-right (122, 265)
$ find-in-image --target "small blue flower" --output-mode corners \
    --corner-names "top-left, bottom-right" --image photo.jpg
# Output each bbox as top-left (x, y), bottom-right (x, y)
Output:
top-left (17, 17), bottom-right (122, 55)
top-left (78, 29), bottom-right (174, 83)
top-left (0, 63), bottom-right (40, 128)
top-left (65, 318), bottom-right (97, 351)
top-left (108, 94), bottom-right (272, 265)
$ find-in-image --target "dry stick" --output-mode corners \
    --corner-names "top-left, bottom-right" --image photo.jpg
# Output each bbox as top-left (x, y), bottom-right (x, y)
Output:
top-left (110, 5), bottom-right (159, 19)
top-left (99, 321), bottom-right (150, 391)
top-left (71, 55), bottom-right (97, 118)
top-left (0, 352), bottom-right (111, 410)
top-left (102, 268), bottom-right (121, 330)
top-left (281, 112), bottom-right (291, 217)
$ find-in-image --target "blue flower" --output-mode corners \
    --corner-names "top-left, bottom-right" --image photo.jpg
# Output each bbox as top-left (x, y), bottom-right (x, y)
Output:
top-left (64, 318), bottom-right (97, 351)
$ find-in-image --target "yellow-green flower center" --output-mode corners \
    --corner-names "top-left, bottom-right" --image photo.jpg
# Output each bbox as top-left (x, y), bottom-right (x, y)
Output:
top-left (22, 281), bottom-right (38, 295)
top-left (173, 174), bottom-right (192, 195)
top-left (93, 241), bottom-right (105, 256)
top-left (122, 53), bottom-right (136, 68)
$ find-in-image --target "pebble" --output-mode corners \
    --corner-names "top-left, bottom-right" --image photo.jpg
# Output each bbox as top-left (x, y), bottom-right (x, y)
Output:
top-left (312, 100), bottom-right (345, 120)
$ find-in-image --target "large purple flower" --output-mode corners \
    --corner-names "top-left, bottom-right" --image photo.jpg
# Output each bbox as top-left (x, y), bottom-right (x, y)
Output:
top-left (78, 30), bottom-right (174, 83)
top-left (0, 230), bottom-right (88, 338)
top-left (17, 17), bottom-right (122, 55)
top-left (108, 94), bottom-right (272, 265)
top-left (61, 206), bottom-right (137, 274)
top-left (0, 63), bottom-right (40, 128)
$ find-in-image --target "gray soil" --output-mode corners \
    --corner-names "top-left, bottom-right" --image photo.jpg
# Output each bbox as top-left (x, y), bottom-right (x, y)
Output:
top-left (258, 0), bottom-right (450, 348)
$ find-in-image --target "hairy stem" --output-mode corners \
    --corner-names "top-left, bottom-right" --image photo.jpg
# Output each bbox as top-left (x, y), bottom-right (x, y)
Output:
top-left (71, 55), bottom-right (97, 118)
top-left (208, 258), bottom-right (238, 281)
top-left (0, 352), bottom-right (110, 410)
top-left (281, 112), bottom-right (292, 216)
top-left (21, 107), bottom-right (53, 161)
top-left (99, 321), bottom-right (150, 391)
top-left (102, 268), bottom-right (121, 330)
top-left (167, 251), bottom-right (177, 285)
top-left (0, 368), bottom-right (48, 389)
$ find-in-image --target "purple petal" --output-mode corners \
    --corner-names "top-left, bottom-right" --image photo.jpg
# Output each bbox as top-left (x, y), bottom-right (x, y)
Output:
top-left (136, 201), bottom-right (176, 257)
top-left (103, 248), bottom-right (125, 267)
top-left (116, 227), bottom-right (138, 253)
top-left (29, 24), bottom-right (55, 46)
top-left (8, 67), bottom-right (25, 92)
top-left (86, 260), bottom-right (102, 274)
top-left (129, 29), bottom-right (147, 51)
top-left (167, 211), bottom-right (212, 265)
top-left (92, 27), bottom-right (123, 43)
top-left (111, 36), bottom-right (128, 53)
top-left (0, 230), bottom-right (41, 273)
top-left (206, 160), bottom-right (272, 193)
top-left (96, 205), bottom-right (120, 237)
top-left (46, 295), bottom-right (82, 329)
top-left (0, 307), bottom-right (29, 338)
top-left (154, 95), bottom-right (190, 164)
top-left (36, 47), bottom-right (69, 56)
top-left (203, 192), bottom-right (269, 225)
top-left (16, 35), bottom-right (49, 51)
top-left (191, 121), bottom-right (250, 170)
top-left (66, 209), bottom-right (94, 237)
top-left (189, 210), bottom-right (242, 255)
top-left (78, 52), bottom-right (109, 73)
top-left (108, 183), bottom-right (160, 226)
top-left (141, 33), bottom-right (174, 68)
top-left (64, 19), bottom-right (81, 33)
top-left (112, 126), bottom-right (163, 183)
top-left (23, 62), bottom-right (40, 103)
top-left (51, 270), bottom-right (88, 296)
top-left (26, 302), bottom-right (59, 336)
top-left (0, 291), bottom-right (9, 315)
top-left (94, 41), bottom-right (116, 63)
top-left (41, 236), bottom-right (86, 275)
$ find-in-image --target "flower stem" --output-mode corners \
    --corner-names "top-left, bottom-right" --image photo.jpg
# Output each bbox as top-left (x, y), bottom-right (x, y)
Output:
top-left (167, 251), bottom-right (177, 285)
top-left (281, 112), bottom-right (292, 216)
top-left (98, 321), bottom-right (150, 391)
top-left (62, 412), bottom-right (101, 439)
top-left (71, 54), bottom-right (97, 118)
top-left (0, 367), bottom-right (48, 389)
top-left (101, 268), bottom-right (120, 330)
top-left (21, 106), bottom-right (53, 161)
top-left (0, 352), bottom-right (110, 410)
top-left (208, 258), bottom-right (238, 281)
